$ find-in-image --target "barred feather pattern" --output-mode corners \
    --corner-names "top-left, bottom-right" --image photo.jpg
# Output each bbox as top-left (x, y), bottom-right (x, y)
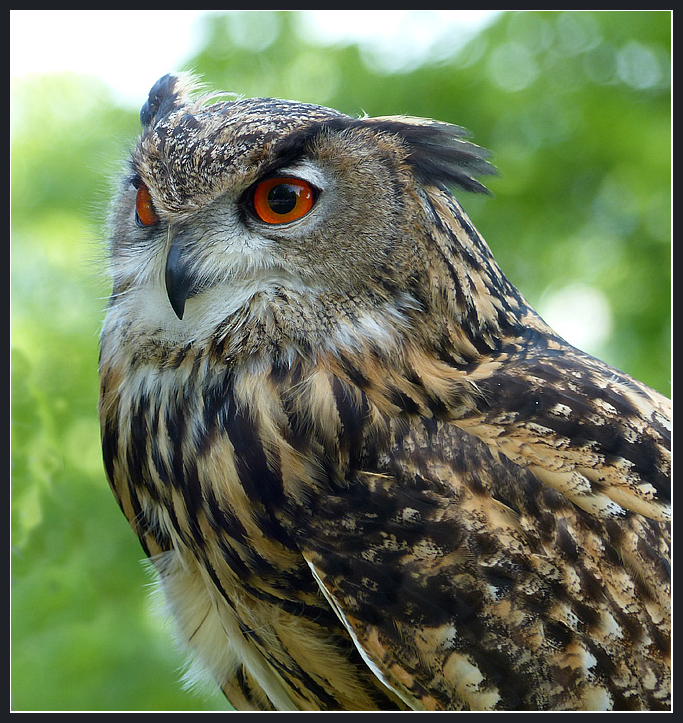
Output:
top-left (99, 74), bottom-right (670, 711)
top-left (100, 317), bottom-right (670, 710)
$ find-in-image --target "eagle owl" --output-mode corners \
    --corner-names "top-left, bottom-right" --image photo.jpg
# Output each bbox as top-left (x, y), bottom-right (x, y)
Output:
top-left (99, 74), bottom-right (671, 711)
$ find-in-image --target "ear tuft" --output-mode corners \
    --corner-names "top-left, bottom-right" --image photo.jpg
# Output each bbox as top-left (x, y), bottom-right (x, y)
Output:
top-left (364, 116), bottom-right (496, 194)
top-left (140, 73), bottom-right (202, 129)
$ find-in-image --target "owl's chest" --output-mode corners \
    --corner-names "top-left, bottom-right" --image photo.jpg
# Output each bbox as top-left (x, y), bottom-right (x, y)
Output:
top-left (101, 353), bottom-right (323, 597)
top-left (101, 357), bottom-right (397, 709)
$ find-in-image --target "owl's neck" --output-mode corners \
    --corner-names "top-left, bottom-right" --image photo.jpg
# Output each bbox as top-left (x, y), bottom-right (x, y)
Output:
top-left (102, 262), bottom-right (543, 390)
top-left (410, 187), bottom-right (557, 366)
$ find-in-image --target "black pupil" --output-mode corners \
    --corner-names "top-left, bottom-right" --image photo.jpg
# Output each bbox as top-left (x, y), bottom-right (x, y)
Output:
top-left (267, 184), bottom-right (298, 215)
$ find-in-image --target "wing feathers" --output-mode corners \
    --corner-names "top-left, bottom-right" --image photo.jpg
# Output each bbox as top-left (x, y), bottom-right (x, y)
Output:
top-left (297, 400), bottom-right (670, 710)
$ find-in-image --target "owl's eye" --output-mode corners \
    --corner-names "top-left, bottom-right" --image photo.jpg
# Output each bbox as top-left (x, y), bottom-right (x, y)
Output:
top-left (135, 183), bottom-right (159, 227)
top-left (252, 177), bottom-right (316, 224)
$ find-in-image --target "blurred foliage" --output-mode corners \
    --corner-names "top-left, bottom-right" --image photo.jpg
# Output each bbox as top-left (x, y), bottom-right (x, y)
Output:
top-left (11, 10), bottom-right (670, 712)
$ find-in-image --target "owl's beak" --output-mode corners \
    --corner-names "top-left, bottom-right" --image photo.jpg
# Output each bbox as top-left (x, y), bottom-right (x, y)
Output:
top-left (165, 229), bottom-right (199, 320)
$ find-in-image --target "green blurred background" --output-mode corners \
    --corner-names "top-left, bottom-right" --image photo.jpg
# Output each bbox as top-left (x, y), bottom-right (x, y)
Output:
top-left (11, 10), bottom-right (671, 712)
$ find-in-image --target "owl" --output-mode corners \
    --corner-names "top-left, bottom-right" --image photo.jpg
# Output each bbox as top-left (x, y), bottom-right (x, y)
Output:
top-left (99, 73), bottom-right (670, 711)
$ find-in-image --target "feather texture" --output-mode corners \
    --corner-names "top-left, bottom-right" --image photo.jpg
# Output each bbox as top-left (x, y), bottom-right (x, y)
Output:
top-left (99, 74), bottom-right (670, 711)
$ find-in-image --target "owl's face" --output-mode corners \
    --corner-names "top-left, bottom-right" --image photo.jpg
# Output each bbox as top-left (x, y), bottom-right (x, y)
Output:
top-left (105, 74), bottom-right (492, 357)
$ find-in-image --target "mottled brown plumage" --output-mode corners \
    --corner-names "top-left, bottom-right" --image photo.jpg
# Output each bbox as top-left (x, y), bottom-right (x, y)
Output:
top-left (99, 74), bottom-right (670, 711)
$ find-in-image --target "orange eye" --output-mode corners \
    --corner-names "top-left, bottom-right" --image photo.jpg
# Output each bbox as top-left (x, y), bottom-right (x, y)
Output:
top-left (252, 177), bottom-right (316, 224)
top-left (135, 183), bottom-right (159, 227)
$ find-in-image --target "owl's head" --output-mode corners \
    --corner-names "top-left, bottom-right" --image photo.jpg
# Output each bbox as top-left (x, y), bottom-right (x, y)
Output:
top-left (106, 73), bottom-right (500, 361)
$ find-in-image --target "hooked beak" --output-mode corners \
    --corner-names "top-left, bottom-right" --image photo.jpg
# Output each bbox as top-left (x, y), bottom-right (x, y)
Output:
top-left (165, 228), bottom-right (200, 320)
